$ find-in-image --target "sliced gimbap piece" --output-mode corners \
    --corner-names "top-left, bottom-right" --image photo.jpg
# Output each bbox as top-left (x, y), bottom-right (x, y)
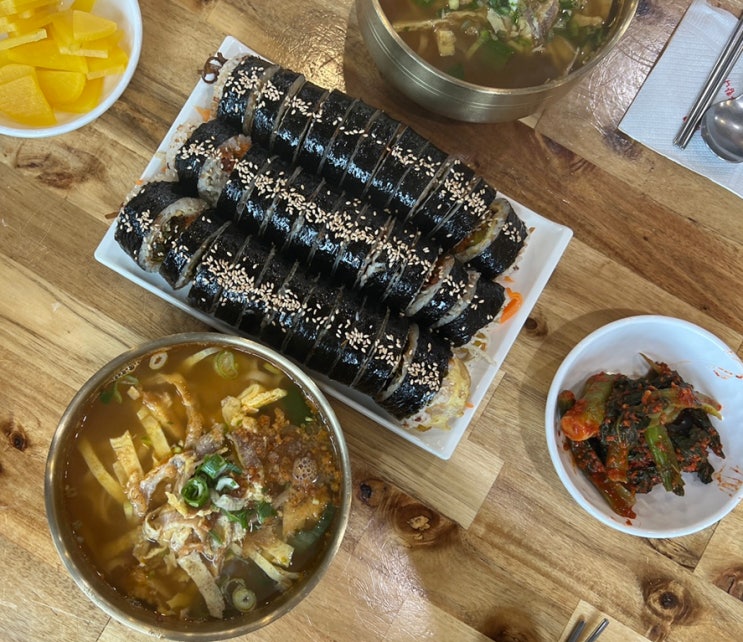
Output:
top-left (378, 221), bottom-right (438, 310)
top-left (214, 55), bottom-right (278, 133)
top-left (453, 198), bottom-right (529, 279)
top-left (433, 277), bottom-right (507, 347)
top-left (406, 255), bottom-right (470, 327)
top-left (430, 175), bottom-right (497, 251)
top-left (376, 325), bottom-right (453, 419)
top-left (365, 126), bottom-right (429, 211)
top-left (283, 281), bottom-right (341, 360)
top-left (342, 110), bottom-right (404, 197)
top-left (204, 241), bottom-right (275, 328)
top-left (296, 89), bottom-right (355, 174)
top-left (216, 145), bottom-right (273, 220)
top-left (114, 180), bottom-right (208, 272)
top-left (351, 309), bottom-right (408, 397)
top-left (250, 67), bottom-right (306, 150)
top-left (327, 299), bottom-right (388, 392)
top-left (169, 119), bottom-right (249, 206)
top-left (243, 246), bottom-right (297, 337)
top-left (272, 80), bottom-right (329, 163)
top-left (159, 210), bottom-right (230, 289)
top-left (188, 223), bottom-right (250, 315)
top-left (304, 288), bottom-right (357, 375)
top-left (319, 99), bottom-right (378, 186)
top-left (389, 141), bottom-right (450, 218)
top-left (408, 159), bottom-right (476, 238)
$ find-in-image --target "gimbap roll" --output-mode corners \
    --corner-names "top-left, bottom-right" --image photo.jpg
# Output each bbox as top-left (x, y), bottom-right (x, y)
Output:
top-left (272, 80), bottom-right (328, 163)
top-left (216, 145), bottom-right (273, 220)
top-left (214, 55), bottom-right (278, 133)
top-left (430, 175), bottom-right (497, 251)
top-left (365, 126), bottom-right (429, 211)
top-left (159, 210), bottom-right (230, 289)
top-left (453, 198), bottom-right (529, 279)
top-left (405, 255), bottom-right (469, 327)
top-left (342, 110), bottom-right (404, 196)
top-left (188, 222), bottom-right (250, 315)
top-left (250, 67), bottom-right (306, 150)
top-left (296, 89), bottom-right (355, 174)
top-left (169, 119), bottom-right (249, 206)
top-left (433, 277), bottom-right (507, 347)
top-left (202, 241), bottom-right (275, 329)
top-left (376, 325), bottom-right (453, 419)
top-left (319, 99), bottom-right (378, 186)
top-left (114, 180), bottom-right (208, 272)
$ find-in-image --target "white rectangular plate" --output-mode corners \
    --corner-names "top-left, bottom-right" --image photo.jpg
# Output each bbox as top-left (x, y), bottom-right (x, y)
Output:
top-left (95, 36), bottom-right (572, 460)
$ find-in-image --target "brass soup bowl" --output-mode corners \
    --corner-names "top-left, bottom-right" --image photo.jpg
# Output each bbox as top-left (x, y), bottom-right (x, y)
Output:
top-left (45, 333), bottom-right (352, 641)
top-left (356, 0), bottom-right (639, 122)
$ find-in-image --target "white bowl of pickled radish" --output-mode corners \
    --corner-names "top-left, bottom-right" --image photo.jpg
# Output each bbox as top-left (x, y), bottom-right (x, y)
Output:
top-left (0, 0), bottom-right (142, 138)
top-left (45, 333), bottom-right (351, 639)
top-left (545, 315), bottom-right (743, 538)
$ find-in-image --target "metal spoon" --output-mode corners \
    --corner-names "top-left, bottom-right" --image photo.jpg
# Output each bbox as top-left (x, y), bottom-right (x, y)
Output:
top-left (701, 93), bottom-right (743, 162)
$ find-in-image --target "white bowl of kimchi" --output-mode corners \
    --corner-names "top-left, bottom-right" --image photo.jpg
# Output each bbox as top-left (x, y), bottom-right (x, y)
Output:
top-left (545, 315), bottom-right (743, 538)
top-left (45, 333), bottom-right (351, 639)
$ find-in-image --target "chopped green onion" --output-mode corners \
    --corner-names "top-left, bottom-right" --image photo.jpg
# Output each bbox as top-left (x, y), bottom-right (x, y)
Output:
top-left (255, 501), bottom-right (276, 524)
top-left (214, 350), bottom-right (239, 379)
top-left (197, 453), bottom-right (242, 480)
top-left (231, 585), bottom-right (257, 612)
top-left (223, 508), bottom-right (249, 529)
top-left (182, 475), bottom-right (210, 508)
top-left (216, 476), bottom-right (240, 492)
top-left (209, 529), bottom-right (224, 546)
top-left (100, 374), bottom-right (139, 404)
top-left (182, 346), bottom-right (221, 370)
top-left (149, 351), bottom-right (168, 370)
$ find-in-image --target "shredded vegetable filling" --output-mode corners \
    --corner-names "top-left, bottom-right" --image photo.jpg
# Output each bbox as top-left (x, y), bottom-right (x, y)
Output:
top-left (65, 344), bottom-right (343, 621)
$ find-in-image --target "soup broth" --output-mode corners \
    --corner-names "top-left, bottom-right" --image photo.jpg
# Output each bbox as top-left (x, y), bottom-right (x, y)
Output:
top-left (62, 343), bottom-right (343, 622)
top-left (379, 0), bottom-right (617, 88)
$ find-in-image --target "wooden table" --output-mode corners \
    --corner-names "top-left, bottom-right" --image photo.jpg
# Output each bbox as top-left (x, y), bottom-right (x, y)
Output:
top-left (2, 0), bottom-right (743, 640)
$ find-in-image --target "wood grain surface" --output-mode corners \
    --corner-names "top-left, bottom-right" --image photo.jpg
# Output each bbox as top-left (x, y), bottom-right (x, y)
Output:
top-left (1, 0), bottom-right (743, 640)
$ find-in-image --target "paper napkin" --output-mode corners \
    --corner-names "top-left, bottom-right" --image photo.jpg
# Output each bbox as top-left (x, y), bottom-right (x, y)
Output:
top-left (619, 0), bottom-right (743, 198)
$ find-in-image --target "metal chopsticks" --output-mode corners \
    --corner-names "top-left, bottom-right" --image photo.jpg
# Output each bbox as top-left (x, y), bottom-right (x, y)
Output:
top-left (673, 11), bottom-right (743, 149)
top-left (584, 618), bottom-right (609, 642)
top-left (566, 617), bottom-right (609, 642)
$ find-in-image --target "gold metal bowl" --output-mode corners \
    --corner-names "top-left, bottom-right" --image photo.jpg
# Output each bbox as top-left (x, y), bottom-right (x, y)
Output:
top-left (45, 332), bottom-right (352, 641)
top-left (356, 0), bottom-right (639, 122)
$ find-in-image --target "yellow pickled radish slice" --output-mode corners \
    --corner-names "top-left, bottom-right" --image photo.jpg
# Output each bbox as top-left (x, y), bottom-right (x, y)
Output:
top-left (60, 29), bottom-right (121, 58)
top-left (59, 75), bottom-right (101, 113)
top-left (0, 72), bottom-right (55, 125)
top-left (0, 26), bottom-right (45, 49)
top-left (86, 44), bottom-right (127, 78)
top-left (72, 9), bottom-right (116, 42)
top-left (0, 0), bottom-right (56, 17)
top-left (6, 38), bottom-right (88, 73)
top-left (37, 68), bottom-right (86, 105)
top-left (0, 61), bottom-right (33, 82)
top-left (71, 0), bottom-right (97, 10)
top-left (1, 6), bottom-right (56, 34)
top-left (48, 9), bottom-right (74, 46)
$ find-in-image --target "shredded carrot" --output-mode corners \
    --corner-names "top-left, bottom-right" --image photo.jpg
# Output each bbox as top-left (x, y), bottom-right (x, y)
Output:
top-left (500, 288), bottom-right (523, 323)
top-left (502, 275), bottom-right (514, 283)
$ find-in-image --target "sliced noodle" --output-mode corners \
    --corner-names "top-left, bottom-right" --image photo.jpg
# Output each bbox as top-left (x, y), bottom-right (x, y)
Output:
top-left (110, 430), bottom-right (144, 481)
top-left (77, 438), bottom-right (126, 504)
top-left (137, 407), bottom-right (172, 461)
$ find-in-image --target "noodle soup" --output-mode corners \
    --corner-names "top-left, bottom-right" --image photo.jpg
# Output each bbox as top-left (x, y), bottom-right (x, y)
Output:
top-left (47, 335), bottom-right (349, 635)
top-left (379, 0), bottom-right (617, 88)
